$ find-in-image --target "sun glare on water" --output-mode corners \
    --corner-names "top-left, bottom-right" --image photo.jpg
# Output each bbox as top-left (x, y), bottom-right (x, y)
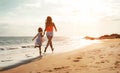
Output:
top-left (70, 36), bottom-right (102, 50)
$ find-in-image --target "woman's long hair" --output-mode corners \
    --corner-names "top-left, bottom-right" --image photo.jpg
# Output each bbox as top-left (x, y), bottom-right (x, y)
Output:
top-left (45, 16), bottom-right (53, 26)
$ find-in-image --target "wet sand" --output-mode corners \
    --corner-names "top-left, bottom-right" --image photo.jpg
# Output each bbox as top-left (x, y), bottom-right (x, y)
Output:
top-left (0, 39), bottom-right (120, 73)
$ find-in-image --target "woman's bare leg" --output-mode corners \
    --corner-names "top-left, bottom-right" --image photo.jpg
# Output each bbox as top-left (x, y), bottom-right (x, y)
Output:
top-left (49, 36), bottom-right (54, 52)
top-left (44, 36), bottom-right (51, 52)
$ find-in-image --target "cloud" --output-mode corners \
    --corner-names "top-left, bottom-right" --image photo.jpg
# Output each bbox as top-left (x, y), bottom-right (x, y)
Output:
top-left (24, 3), bottom-right (41, 8)
top-left (0, 0), bottom-right (64, 25)
top-left (0, 0), bottom-right (120, 36)
top-left (0, 0), bottom-right (26, 16)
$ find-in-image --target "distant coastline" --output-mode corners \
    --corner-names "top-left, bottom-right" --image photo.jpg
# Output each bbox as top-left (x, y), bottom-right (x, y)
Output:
top-left (84, 33), bottom-right (120, 40)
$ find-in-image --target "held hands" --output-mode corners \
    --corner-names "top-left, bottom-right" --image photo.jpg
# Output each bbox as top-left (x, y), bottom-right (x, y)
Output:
top-left (55, 29), bottom-right (57, 32)
top-left (43, 31), bottom-right (45, 36)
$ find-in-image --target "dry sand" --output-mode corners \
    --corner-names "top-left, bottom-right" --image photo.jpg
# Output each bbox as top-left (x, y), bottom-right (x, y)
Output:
top-left (0, 39), bottom-right (120, 73)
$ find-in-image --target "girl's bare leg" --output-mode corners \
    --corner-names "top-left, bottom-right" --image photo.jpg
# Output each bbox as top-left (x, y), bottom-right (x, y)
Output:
top-left (39, 46), bottom-right (42, 56)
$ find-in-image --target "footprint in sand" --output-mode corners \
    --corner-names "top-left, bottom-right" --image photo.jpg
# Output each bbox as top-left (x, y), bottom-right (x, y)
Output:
top-left (99, 55), bottom-right (104, 59)
top-left (95, 62), bottom-right (100, 64)
top-left (101, 60), bottom-right (105, 63)
top-left (44, 69), bottom-right (53, 72)
top-left (114, 61), bottom-right (120, 68)
top-left (29, 71), bottom-right (41, 73)
top-left (118, 43), bottom-right (120, 45)
top-left (96, 60), bottom-right (109, 64)
top-left (73, 57), bottom-right (83, 62)
top-left (118, 54), bottom-right (120, 56)
top-left (54, 67), bottom-right (64, 70)
top-left (45, 69), bottom-right (53, 72)
top-left (54, 66), bottom-right (70, 71)
top-left (73, 59), bottom-right (79, 62)
top-left (67, 57), bottom-right (71, 60)
top-left (44, 66), bottom-right (70, 72)
top-left (117, 71), bottom-right (119, 73)
top-left (76, 57), bottom-right (82, 59)
top-left (110, 45), bottom-right (115, 48)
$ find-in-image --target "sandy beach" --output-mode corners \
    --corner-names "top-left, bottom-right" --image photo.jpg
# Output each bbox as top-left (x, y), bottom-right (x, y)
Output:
top-left (0, 39), bottom-right (120, 73)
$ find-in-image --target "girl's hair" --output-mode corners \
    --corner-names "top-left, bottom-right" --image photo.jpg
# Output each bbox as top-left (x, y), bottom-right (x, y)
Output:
top-left (38, 27), bottom-right (43, 32)
top-left (46, 16), bottom-right (53, 25)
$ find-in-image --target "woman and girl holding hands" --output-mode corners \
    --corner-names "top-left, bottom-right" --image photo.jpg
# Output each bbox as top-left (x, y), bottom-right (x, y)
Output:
top-left (32, 16), bottom-right (57, 56)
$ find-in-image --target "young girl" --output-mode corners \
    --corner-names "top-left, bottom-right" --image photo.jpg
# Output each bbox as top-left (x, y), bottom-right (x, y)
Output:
top-left (32, 27), bottom-right (43, 56)
top-left (43, 16), bottom-right (57, 53)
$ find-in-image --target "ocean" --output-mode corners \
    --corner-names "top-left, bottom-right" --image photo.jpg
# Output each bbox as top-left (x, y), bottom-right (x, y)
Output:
top-left (0, 36), bottom-right (100, 68)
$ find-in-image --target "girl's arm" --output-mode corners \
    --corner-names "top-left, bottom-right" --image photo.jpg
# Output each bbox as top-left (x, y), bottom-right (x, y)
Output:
top-left (32, 33), bottom-right (38, 41)
top-left (53, 23), bottom-right (57, 32)
top-left (40, 32), bottom-right (44, 42)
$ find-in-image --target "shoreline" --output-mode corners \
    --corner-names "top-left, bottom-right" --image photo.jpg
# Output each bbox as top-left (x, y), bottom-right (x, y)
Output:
top-left (0, 37), bottom-right (100, 68)
top-left (0, 56), bottom-right (42, 71)
top-left (0, 39), bottom-right (120, 73)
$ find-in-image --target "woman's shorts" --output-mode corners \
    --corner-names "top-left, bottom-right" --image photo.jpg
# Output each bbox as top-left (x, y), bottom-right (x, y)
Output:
top-left (46, 32), bottom-right (53, 37)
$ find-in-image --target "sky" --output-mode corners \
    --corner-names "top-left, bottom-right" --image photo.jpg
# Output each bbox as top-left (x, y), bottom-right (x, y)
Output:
top-left (0, 0), bottom-right (120, 37)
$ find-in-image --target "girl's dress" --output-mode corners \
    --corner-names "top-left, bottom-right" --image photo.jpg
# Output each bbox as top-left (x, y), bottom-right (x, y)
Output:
top-left (35, 32), bottom-right (42, 47)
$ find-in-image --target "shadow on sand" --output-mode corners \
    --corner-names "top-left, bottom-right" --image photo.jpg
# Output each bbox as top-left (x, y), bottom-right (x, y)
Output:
top-left (0, 56), bottom-right (42, 71)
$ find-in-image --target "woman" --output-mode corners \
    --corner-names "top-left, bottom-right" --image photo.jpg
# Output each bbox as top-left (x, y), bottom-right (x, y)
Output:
top-left (44, 16), bottom-right (57, 53)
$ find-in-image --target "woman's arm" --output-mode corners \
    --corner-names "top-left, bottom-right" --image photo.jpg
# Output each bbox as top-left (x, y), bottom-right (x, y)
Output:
top-left (53, 23), bottom-right (57, 32)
